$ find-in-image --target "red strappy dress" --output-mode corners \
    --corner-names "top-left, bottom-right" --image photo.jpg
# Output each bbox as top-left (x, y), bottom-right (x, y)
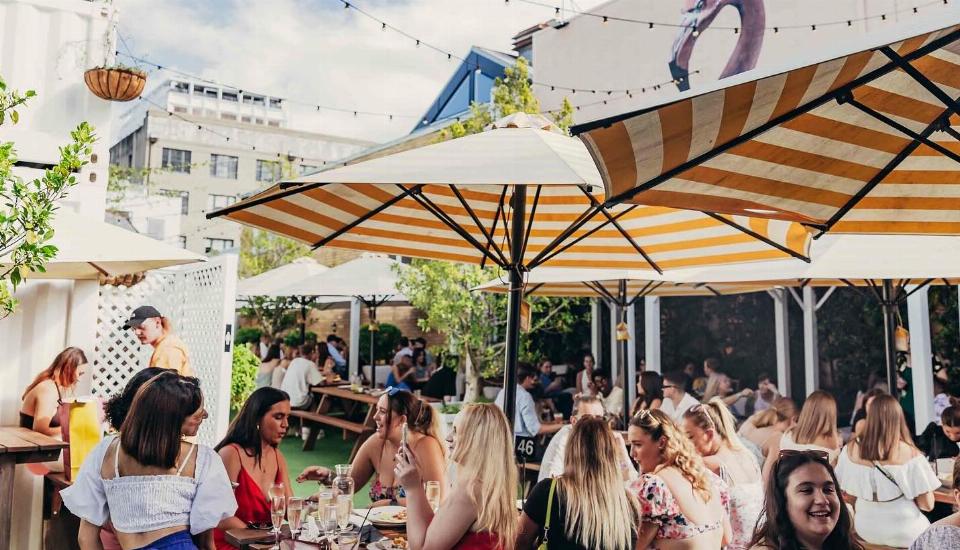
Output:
top-left (213, 445), bottom-right (282, 549)
top-left (452, 531), bottom-right (501, 550)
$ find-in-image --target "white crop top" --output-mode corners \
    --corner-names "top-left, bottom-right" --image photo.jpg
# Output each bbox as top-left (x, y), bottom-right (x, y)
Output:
top-left (62, 435), bottom-right (237, 535)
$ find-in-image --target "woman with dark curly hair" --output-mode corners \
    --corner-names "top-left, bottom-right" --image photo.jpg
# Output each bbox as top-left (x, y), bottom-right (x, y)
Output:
top-left (749, 450), bottom-right (862, 550)
top-left (104, 367), bottom-right (169, 431)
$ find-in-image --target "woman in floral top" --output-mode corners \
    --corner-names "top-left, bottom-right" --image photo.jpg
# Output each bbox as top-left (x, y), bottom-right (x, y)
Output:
top-left (627, 409), bottom-right (731, 549)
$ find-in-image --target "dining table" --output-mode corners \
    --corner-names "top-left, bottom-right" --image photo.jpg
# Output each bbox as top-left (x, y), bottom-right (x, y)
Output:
top-left (0, 426), bottom-right (68, 549)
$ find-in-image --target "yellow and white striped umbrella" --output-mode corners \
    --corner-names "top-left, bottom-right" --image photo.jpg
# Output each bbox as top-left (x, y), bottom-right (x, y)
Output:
top-left (576, 17), bottom-right (960, 235)
top-left (209, 114), bottom-right (810, 271)
top-left (475, 268), bottom-right (775, 300)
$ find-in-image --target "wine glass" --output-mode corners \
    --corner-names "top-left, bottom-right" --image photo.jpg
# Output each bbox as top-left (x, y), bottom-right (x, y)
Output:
top-left (424, 481), bottom-right (441, 513)
top-left (287, 497), bottom-right (304, 540)
top-left (270, 494), bottom-right (286, 549)
top-left (336, 494), bottom-right (352, 533)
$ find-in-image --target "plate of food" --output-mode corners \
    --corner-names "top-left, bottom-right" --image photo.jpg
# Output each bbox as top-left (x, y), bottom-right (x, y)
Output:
top-left (367, 506), bottom-right (407, 527)
top-left (368, 535), bottom-right (408, 549)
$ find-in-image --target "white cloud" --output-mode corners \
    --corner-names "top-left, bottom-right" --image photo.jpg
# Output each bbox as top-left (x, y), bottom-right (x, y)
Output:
top-left (116, 0), bottom-right (606, 144)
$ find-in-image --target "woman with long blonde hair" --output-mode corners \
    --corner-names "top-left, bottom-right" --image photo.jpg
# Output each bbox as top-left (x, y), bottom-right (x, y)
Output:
top-left (835, 394), bottom-right (939, 547)
top-left (517, 417), bottom-right (639, 550)
top-left (684, 399), bottom-right (761, 549)
top-left (396, 403), bottom-right (516, 550)
top-left (762, 390), bottom-right (842, 482)
top-left (739, 396), bottom-right (798, 458)
top-left (628, 409), bottom-right (730, 549)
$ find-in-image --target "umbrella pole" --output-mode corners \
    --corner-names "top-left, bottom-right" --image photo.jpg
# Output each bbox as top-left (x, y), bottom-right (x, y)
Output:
top-left (299, 298), bottom-right (307, 345)
top-left (369, 304), bottom-right (377, 390)
top-left (503, 186), bottom-right (526, 430)
top-left (618, 280), bottom-right (630, 427)
top-left (881, 279), bottom-right (899, 396)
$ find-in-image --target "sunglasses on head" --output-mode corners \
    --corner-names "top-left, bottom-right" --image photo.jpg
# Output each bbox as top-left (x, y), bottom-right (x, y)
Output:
top-left (775, 449), bottom-right (830, 475)
top-left (385, 386), bottom-right (404, 396)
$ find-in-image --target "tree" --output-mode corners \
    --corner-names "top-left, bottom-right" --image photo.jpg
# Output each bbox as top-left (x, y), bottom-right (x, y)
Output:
top-left (399, 58), bottom-right (583, 400)
top-left (0, 75), bottom-right (96, 317)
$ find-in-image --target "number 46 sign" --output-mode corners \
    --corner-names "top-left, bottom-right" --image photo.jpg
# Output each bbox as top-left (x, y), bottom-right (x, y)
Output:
top-left (515, 435), bottom-right (543, 462)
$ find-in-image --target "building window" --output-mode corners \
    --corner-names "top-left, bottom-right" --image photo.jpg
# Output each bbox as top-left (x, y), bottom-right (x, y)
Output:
top-left (221, 112), bottom-right (237, 121)
top-left (172, 105), bottom-right (187, 113)
top-left (205, 238), bottom-right (234, 253)
top-left (256, 160), bottom-right (281, 182)
top-left (161, 148), bottom-right (191, 173)
top-left (255, 118), bottom-right (264, 125)
top-left (172, 81), bottom-right (189, 93)
top-left (241, 115), bottom-right (252, 123)
top-left (204, 88), bottom-right (218, 98)
top-left (267, 120), bottom-right (280, 128)
top-left (210, 154), bottom-right (239, 179)
top-left (160, 189), bottom-right (190, 214)
top-left (178, 235), bottom-right (187, 248)
top-left (207, 194), bottom-right (237, 210)
top-left (269, 98), bottom-right (282, 109)
top-left (299, 164), bottom-right (318, 175)
top-left (222, 92), bottom-right (238, 102)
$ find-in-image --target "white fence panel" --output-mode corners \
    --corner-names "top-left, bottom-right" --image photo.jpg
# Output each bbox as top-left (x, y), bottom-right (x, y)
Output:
top-left (92, 254), bottom-right (237, 445)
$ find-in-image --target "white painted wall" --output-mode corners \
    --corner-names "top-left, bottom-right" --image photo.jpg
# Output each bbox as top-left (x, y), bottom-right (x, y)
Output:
top-left (0, 1), bottom-right (115, 547)
top-left (532, 0), bottom-right (945, 124)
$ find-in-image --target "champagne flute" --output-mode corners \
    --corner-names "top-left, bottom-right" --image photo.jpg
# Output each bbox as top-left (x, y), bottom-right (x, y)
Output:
top-left (270, 495), bottom-right (286, 549)
top-left (424, 481), bottom-right (441, 513)
top-left (316, 489), bottom-right (334, 519)
top-left (336, 494), bottom-right (353, 533)
top-left (287, 497), bottom-right (304, 540)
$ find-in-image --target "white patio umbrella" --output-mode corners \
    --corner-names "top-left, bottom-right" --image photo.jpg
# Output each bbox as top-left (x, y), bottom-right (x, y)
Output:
top-left (3, 209), bottom-right (204, 280)
top-left (209, 113), bottom-right (810, 424)
top-left (236, 256), bottom-right (331, 344)
top-left (271, 255), bottom-right (407, 381)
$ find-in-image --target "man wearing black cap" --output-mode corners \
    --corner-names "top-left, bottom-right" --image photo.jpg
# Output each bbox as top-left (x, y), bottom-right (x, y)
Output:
top-left (124, 305), bottom-right (192, 376)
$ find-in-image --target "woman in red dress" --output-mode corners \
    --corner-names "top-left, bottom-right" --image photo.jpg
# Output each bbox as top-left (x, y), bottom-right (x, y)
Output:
top-left (395, 403), bottom-right (517, 550)
top-left (213, 387), bottom-right (293, 548)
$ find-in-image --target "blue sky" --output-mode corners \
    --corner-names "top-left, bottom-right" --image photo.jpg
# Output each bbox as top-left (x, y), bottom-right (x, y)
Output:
top-left (115, 0), bottom-right (606, 143)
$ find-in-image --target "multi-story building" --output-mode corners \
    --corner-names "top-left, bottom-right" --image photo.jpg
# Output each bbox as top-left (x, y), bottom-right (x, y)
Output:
top-left (110, 78), bottom-right (373, 254)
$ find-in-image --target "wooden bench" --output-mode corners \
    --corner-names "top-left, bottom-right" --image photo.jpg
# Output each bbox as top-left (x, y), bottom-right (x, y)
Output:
top-left (289, 410), bottom-right (366, 434)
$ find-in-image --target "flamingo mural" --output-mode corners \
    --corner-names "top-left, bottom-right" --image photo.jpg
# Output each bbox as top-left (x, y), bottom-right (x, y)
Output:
top-left (669, 0), bottom-right (766, 91)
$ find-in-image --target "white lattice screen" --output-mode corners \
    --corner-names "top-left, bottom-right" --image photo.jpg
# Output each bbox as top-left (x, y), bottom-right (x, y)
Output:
top-left (93, 255), bottom-right (238, 445)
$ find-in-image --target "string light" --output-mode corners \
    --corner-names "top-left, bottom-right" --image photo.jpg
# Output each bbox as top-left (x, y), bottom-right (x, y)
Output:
top-left (513, 0), bottom-right (950, 32)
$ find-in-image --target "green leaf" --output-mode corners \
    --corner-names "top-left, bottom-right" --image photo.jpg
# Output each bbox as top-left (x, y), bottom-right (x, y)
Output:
top-left (10, 110), bottom-right (17, 124)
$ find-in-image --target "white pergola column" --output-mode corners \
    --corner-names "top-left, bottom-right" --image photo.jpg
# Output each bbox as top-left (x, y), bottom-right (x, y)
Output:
top-left (908, 285), bottom-right (934, 434)
top-left (349, 298), bottom-right (361, 380)
top-left (794, 286), bottom-right (835, 396)
top-left (66, 279), bottom-right (100, 395)
top-left (768, 288), bottom-right (792, 397)
top-left (644, 296), bottom-right (661, 373)
top-left (590, 299), bottom-right (602, 367)
top-left (626, 303), bottom-right (638, 406)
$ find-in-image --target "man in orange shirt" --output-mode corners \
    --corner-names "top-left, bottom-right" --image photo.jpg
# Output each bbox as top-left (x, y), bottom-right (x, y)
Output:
top-left (124, 305), bottom-right (192, 376)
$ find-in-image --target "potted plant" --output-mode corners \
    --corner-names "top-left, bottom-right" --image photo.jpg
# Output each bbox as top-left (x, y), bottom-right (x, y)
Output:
top-left (84, 64), bottom-right (146, 102)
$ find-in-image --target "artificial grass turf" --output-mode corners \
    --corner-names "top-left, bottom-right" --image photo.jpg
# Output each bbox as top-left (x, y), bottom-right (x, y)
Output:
top-left (280, 431), bottom-right (372, 507)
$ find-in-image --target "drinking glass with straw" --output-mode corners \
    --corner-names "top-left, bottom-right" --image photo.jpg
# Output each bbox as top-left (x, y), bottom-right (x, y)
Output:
top-left (269, 494), bottom-right (285, 549)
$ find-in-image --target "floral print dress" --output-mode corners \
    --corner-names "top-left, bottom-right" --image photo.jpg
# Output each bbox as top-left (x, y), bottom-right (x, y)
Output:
top-left (629, 471), bottom-right (730, 547)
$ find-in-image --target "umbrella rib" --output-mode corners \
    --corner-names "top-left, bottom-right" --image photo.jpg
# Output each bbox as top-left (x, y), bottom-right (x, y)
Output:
top-left (529, 205), bottom-right (630, 269)
top-left (945, 127), bottom-right (960, 142)
top-left (207, 182), bottom-right (327, 219)
top-left (586, 280), bottom-right (619, 304)
top-left (402, 185), bottom-right (505, 267)
top-left (595, 27), bottom-right (960, 206)
top-left (500, 192), bottom-right (513, 257)
top-left (87, 262), bottom-right (110, 277)
top-left (704, 285), bottom-right (723, 297)
top-left (526, 203), bottom-right (602, 268)
top-left (880, 47), bottom-right (960, 114)
top-left (524, 282), bottom-right (545, 298)
top-left (579, 187), bottom-right (662, 274)
top-left (843, 97), bottom-right (960, 164)
top-left (449, 184), bottom-right (509, 266)
top-left (902, 278), bottom-right (935, 301)
top-left (519, 185), bottom-right (542, 265)
top-left (629, 281), bottom-right (661, 306)
top-left (822, 99), bottom-right (957, 232)
top-left (482, 187), bottom-right (508, 270)
top-left (703, 212), bottom-right (811, 262)
top-left (311, 184), bottom-right (421, 249)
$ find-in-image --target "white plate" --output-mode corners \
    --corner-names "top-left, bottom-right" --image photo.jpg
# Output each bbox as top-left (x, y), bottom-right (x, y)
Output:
top-left (367, 505), bottom-right (407, 526)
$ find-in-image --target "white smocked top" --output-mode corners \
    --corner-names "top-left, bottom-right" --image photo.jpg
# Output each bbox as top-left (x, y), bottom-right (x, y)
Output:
top-left (61, 435), bottom-right (237, 535)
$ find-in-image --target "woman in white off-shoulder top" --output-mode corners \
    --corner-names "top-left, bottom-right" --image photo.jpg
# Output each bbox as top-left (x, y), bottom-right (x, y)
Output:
top-left (62, 372), bottom-right (237, 550)
top-left (835, 394), bottom-right (939, 549)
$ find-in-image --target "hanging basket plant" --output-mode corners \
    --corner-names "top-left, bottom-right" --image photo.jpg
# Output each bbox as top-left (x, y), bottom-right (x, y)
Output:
top-left (83, 65), bottom-right (146, 102)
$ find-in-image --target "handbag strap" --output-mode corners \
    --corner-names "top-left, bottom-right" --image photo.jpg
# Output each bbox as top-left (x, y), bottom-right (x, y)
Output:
top-left (539, 477), bottom-right (558, 550)
top-left (871, 461), bottom-right (906, 502)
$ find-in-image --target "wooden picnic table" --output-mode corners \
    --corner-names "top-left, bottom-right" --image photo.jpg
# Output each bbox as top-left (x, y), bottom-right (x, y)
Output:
top-left (935, 484), bottom-right (955, 505)
top-left (0, 426), bottom-right (68, 549)
top-left (291, 386), bottom-right (438, 460)
top-left (226, 521), bottom-right (404, 549)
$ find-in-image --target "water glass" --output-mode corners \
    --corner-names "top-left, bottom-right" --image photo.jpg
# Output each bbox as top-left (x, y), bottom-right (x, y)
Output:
top-left (424, 480), bottom-right (441, 513)
top-left (321, 503), bottom-right (338, 536)
top-left (316, 489), bottom-right (334, 518)
top-left (337, 531), bottom-right (359, 550)
top-left (287, 497), bottom-right (304, 539)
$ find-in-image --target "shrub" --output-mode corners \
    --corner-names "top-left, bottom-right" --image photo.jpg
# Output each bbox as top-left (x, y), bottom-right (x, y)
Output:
top-left (230, 344), bottom-right (260, 412)
top-left (359, 323), bottom-right (402, 365)
top-left (235, 327), bottom-right (262, 345)
top-left (283, 331), bottom-right (317, 347)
